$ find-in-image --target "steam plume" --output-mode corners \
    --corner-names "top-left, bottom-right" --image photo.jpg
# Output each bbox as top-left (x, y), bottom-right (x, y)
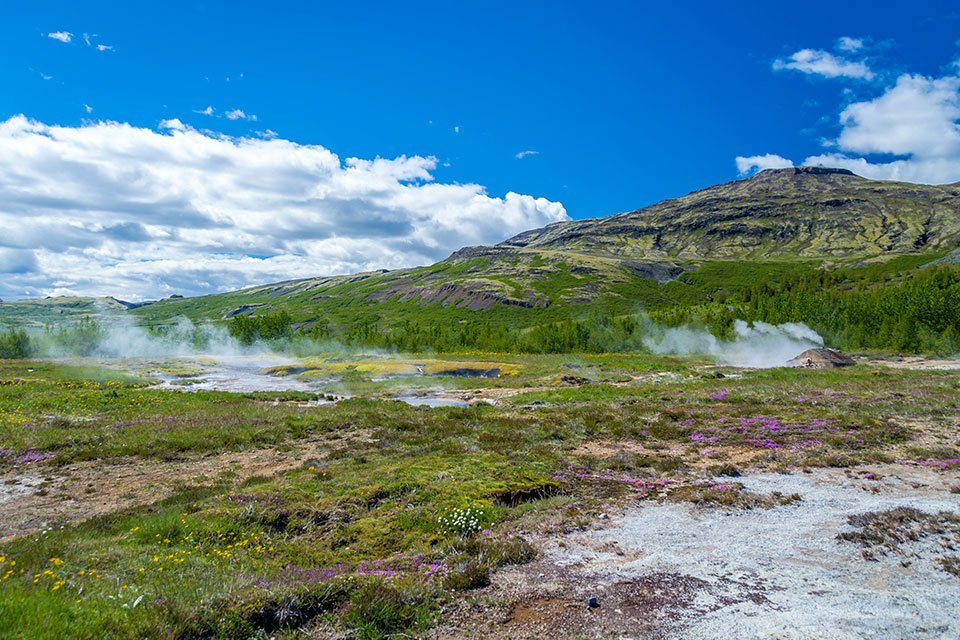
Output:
top-left (642, 319), bottom-right (824, 368)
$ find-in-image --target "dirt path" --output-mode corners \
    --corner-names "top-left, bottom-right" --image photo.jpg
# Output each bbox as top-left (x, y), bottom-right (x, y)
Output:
top-left (434, 465), bottom-right (960, 639)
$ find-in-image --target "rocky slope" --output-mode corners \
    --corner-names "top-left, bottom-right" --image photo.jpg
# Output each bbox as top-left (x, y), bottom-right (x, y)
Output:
top-left (499, 167), bottom-right (960, 260)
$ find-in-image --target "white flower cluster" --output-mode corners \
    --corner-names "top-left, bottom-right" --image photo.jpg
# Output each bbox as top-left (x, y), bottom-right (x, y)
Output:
top-left (437, 506), bottom-right (484, 535)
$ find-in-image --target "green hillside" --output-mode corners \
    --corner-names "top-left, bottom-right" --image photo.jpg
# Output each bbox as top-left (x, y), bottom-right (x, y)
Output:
top-left (0, 296), bottom-right (138, 329)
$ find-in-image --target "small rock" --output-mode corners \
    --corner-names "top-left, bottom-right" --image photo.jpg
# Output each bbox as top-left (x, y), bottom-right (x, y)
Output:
top-left (586, 596), bottom-right (600, 609)
top-left (598, 513), bottom-right (609, 520)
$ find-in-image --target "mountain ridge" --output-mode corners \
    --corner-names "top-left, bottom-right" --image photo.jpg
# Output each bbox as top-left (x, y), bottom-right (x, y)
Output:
top-left (491, 167), bottom-right (960, 260)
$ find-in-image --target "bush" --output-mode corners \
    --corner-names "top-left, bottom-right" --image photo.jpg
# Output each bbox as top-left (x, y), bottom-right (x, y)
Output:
top-left (0, 328), bottom-right (33, 358)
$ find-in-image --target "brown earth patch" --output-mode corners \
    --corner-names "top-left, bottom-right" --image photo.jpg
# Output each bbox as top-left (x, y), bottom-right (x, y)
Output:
top-left (0, 432), bottom-right (370, 541)
top-left (571, 439), bottom-right (649, 459)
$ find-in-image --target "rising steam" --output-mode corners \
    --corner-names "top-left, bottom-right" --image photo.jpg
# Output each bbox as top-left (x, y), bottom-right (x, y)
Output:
top-left (39, 315), bottom-right (264, 359)
top-left (642, 319), bottom-right (824, 368)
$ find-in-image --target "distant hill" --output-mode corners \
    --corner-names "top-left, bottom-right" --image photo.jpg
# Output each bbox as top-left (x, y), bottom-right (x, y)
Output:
top-left (0, 296), bottom-right (144, 328)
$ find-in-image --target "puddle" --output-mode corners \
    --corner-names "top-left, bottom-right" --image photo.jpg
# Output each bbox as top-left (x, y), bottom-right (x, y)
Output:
top-left (391, 394), bottom-right (472, 408)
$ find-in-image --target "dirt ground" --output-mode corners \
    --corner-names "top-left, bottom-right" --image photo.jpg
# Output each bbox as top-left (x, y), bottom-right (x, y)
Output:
top-left (864, 354), bottom-right (960, 371)
top-left (0, 436), bottom-right (350, 542)
top-left (430, 465), bottom-right (960, 640)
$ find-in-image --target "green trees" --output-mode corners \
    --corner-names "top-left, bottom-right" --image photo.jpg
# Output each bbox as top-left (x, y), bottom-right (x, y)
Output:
top-left (211, 264), bottom-right (960, 355)
top-left (228, 311), bottom-right (293, 345)
top-left (731, 265), bottom-right (960, 354)
top-left (0, 328), bottom-right (33, 358)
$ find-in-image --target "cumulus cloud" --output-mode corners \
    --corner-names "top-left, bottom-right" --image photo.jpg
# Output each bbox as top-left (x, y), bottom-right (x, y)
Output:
top-left (834, 74), bottom-right (960, 157)
top-left (47, 31), bottom-right (72, 43)
top-left (0, 116), bottom-right (568, 300)
top-left (790, 76), bottom-right (958, 183)
top-left (735, 154), bottom-right (794, 175)
top-left (744, 45), bottom-right (960, 184)
top-left (515, 150), bottom-right (539, 159)
top-left (773, 49), bottom-right (874, 80)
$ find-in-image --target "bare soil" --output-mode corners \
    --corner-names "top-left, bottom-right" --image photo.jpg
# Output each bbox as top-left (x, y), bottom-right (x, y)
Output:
top-left (0, 434), bottom-right (366, 541)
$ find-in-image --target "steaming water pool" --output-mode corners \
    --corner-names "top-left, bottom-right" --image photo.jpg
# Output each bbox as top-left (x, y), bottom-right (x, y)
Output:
top-left (146, 355), bottom-right (318, 393)
top-left (120, 355), bottom-right (481, 408)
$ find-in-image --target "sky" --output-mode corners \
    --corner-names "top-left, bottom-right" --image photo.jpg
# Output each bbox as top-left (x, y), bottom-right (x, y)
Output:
top-left (2, 1), bottom-right (960, 300)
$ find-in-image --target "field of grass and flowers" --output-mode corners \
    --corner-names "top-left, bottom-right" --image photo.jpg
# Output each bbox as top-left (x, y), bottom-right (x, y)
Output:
top-left (0, 355), bottom-right (957, 638)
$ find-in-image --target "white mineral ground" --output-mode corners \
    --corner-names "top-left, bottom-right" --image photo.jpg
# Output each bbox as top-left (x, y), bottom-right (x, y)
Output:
top-left (490, 466), bottom-right (960, 640)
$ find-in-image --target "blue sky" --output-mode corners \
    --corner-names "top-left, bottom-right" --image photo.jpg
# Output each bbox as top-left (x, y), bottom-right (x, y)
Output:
top-left (1, 1), bottom-right (959, 299)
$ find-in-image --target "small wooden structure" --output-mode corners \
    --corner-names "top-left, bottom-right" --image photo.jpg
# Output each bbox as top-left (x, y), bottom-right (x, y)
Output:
top-left (788, 348), bottom-right (856, 369)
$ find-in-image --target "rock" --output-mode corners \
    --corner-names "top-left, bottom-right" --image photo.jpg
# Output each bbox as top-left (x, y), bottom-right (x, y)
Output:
top-left (586, 596), bottom-right (600, 609)
top-left (788, 348), bottom-right (856, 369)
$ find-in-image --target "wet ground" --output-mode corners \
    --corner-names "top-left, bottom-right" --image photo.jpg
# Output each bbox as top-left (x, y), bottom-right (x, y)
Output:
top-left (139, 355), bottom-right (498, 407)
top-left (147, 354), bottom-right (319, 393)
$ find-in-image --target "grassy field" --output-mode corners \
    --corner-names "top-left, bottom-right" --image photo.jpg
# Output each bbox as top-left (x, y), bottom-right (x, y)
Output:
top-left (0, 355), bottom-right (958, 638)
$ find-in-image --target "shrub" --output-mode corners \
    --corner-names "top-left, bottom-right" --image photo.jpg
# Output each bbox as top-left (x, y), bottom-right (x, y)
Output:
top-left (0, 328), bottom-right (33, 358)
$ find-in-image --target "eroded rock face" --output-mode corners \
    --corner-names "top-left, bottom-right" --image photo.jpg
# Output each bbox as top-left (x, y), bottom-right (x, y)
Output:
top-left (368, 281), bottom-right (550, 311)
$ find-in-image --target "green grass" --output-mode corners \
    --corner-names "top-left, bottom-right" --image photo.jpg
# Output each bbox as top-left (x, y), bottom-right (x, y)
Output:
top-left (0, 356), bottom-right (957, 638)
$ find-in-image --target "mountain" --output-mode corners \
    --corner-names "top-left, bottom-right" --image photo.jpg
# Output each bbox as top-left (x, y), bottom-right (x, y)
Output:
top-left (500, 167), bottom-right (960, 259)
top-left (4, 168), bottom-right (958, 343)
top-left (124, 167), bottom-right (959, 331)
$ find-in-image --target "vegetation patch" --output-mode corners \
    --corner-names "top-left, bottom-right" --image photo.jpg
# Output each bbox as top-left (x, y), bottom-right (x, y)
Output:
top-left (838, 507), bottom-right (960, 571)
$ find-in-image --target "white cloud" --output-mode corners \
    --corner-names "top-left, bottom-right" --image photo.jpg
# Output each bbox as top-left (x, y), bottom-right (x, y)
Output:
top-left (735, 154), bottom-right (794, 175)
top-left (834, 74), bottom-right (960, 157)
top-left (158, 118), bottom-right (187, 131)
top-left (84, 104), bottom-right (93, 114)
top-left (195, 106), bottom-right (215, 116)
top-left (515, 150), bottom-right (539, 159)
top-left (47, 31), bottom-right (72, 43)
top-left (738, 72), bottom-right (960, 184)
top-left (0, 116), bottom-right (568, 300)
top-left (807, 74), bottom-right (960, 182)
top-left (453, 125), bottom-right (461, 134)
top-left (773, 49), bottom-right (874, 80)
top-left (96, 44), bottom-right (113, 52)
top-left (837, 36), bottom-right (864, 52)
top-left (225, 109), bottom-right (256, 121)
